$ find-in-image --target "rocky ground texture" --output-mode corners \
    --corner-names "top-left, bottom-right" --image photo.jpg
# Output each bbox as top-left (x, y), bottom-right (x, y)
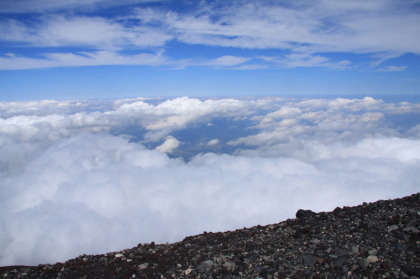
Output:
top-left (1, 193), bottom-right (419, 278)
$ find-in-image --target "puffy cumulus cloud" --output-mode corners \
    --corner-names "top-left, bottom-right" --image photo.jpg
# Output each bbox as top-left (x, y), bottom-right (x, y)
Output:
top-left (0, 100), bottom-right (89, 118)
top-left (1, 96), bottom-right (418, 150)
top-left (1, 132), bottom-right (419, 266)
top-left (229, 96), bottom-right (420, 151)
top-left (1, 96), bottom-right (420, 265)
top-left (0, 97), bottom-right (252, 144)
top-left (156, 136), bottom-right (180, 154)
top-left (111, 97), bottom-right (254, 141)
top-left (1, 96), bottom-right (418, 154)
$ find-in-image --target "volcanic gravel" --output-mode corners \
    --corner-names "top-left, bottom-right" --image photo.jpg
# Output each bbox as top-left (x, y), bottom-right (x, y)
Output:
top-left (1, 193), bottom-right (419, 278)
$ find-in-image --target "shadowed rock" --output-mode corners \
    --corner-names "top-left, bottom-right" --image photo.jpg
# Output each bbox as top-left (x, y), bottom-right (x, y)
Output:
top-left (296, 209), bottom-right (316, 219)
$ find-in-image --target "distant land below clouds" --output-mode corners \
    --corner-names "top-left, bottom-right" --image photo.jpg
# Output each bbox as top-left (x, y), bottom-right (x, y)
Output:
top-left (1, 96), bottom-right (420, 266)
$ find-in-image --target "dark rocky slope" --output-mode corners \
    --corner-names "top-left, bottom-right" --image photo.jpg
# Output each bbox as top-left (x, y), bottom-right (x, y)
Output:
top-left (1, 193), bottom-right (419, 278)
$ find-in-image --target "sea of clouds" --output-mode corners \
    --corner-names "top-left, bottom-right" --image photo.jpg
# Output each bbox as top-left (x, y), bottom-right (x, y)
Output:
top-left (1, 96), bottom-right (420, 266)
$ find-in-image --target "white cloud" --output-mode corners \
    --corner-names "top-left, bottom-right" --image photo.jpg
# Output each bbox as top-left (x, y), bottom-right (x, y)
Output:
top-left (0, 97), bottom-right (256, 150)
top-left (40, 16), bottom-right (126, 48)
top-left (1, 0), bottom-right (419, 70)
top-left (338, 137), bottom-right (420, 162)
top-left (165, 1), bottom-right (420, 55)
top-left (155, 136), bottom-right (180, 153)
top-left (204, 55), bottom-right (249, 67)
top-left (0, 14), bottom-right (173, 69)
top-left (0, 100), bottom-right (88, 118)
top-left (0, 19), bottom-right (33, 42)
top-left (0, 50), bottom-right (169, 70)
top-left (265, 53), bottom-right (352, 69)
top-left (133, 97), bottom-right (252, 140)
top-left (0, 0), bottom-right (162, 13)
top-left (376, 65), bottom-right (407, 72)
top-left (0, 96), bottom-right (417, 147)
top-left (1, 96), bottom-right (420, 266)
top-left (1, 132), bottom-right (418, 266)
top-left (0, 52), bottom-right (253, 70)
top-left (0, 15), bottom-right (172, 49)
top-left (228, 96), bottom-right (420, 151)
top-left (207, 139), bottom-right (219, 145)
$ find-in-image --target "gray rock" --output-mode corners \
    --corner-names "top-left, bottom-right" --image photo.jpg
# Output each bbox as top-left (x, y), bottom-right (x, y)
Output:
top-left (359, 259), bottom-right (369, 269)
top-left (296, 209), bottom-right (316, 219)
top-left (402, 226), bottom-right (419, 234)
top-left (223, 261), bottom-right (236, 271)
top-left (303, 255), bottom-right (317, 266)
top-left (334, 248), bottom-right (347, 257)
top-left (388, 225), bottom-right (399, 232)
top-left (396, 242), bottom-right (407, 252)
top-left (138, 263), bottom-right (148, 270)
top-left (198, 260), bottom-right (214, 273)
top-left (401, 271), bottom-right (410, 279)
top-left (2, 193), bottom-right (419, 279)
top-left (367, 255), bottom-right (379, 263)
top-left (309, 238), bottom-right (320, 244)
top-left (368, 249), bottom-right (378, 256)
top-left (334, 257), bottom-right (346, 267)
top-left (348, 245), bottom-right (359, 255)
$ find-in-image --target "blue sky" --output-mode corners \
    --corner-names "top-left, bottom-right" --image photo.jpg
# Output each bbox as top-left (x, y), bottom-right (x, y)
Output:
top-left (1, 0), bottom-right (420, 100)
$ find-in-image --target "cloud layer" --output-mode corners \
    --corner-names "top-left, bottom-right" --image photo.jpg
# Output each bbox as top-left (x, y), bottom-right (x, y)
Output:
top-left (1, 96), bottom-right (420, 265)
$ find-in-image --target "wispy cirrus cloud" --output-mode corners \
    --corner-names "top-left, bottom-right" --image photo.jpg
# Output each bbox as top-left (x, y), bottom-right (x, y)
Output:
top-left (0, 16), bottom-right (172, 49)
top-left (0, 50), bottom-right (169, 70)
top-left (163, 1), bottom-right (420, 59)
top-left (375, 65), bottom-right (407, 72)
top-left (0, 0), bottom-right (162, 13)
top-left (1, 0), bottom-right (419, 70)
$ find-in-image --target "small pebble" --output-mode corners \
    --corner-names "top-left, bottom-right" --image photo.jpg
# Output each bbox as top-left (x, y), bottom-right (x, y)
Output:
top-left (367, 255), bottom-right (379, 263)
